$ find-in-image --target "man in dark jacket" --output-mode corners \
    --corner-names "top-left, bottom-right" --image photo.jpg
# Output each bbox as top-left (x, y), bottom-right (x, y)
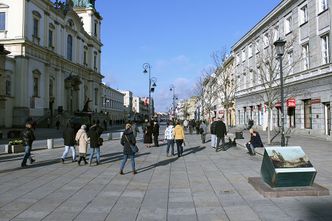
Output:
top-left (87, 122), bottom-right (103, 166)
top-left (21, 122), bottom-right (36, 167)
top-left (153, 121), bottom-right (160, 147)
top-left (215, 117), bottom-right (227, 151)
top-left (61, 123), bottom-right (77, 163)
top-left (120, 124), bottom-right (137, 175)
top-left (246, 129), bottom-right (264, 155)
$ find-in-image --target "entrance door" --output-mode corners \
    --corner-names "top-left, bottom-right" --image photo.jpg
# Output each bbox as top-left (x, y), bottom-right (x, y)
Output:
top-left (304, 99), bottom-right (312, 129)
top-left (324, 103), bottom-right (331, 135)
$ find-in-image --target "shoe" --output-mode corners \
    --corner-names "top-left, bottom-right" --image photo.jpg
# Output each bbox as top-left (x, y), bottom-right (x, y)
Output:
top-left (172, 153), bottom-right (176, 156)
top-left (120, 170), bottom-right (124, 175)
top-left (21, 163), bottom-right (27, 168)
top-left (89, 162), bottom-right (92, 166)
top-left (30, 158), bottom-right (35, 164)
top-left (72, 159), bottom-right (77, 162)
top-left (61, 158), bottom-right (64, 164)
top-left (133, 170), bottom-right (137, 175)
top-left (84, 161), bottom-right (88, 165)
top-left (77, 161), bottom-right (81, 166)
top-left (96, 161), bottom-right (100, 166)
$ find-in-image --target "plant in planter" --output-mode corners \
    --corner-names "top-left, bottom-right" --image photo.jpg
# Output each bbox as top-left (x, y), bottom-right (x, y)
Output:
top-left (7, 139), bottom-right (24, 153)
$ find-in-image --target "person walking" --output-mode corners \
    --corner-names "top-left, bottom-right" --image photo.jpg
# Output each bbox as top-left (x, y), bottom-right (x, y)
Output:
top-left (21, 122), bottom-right (36, 167)
top-left (153, 121), bottom-right (160, 147)
top-left (55, 119), bottom-right (60, 130)
top-left (215, 117), bottom-right (227, 151)
top-left (144, 121), bottom-right (153, 148)
top-left (75, 125), bottom-right (89, 165)
top-left (87, 122), bottom-right (103, 166)
top-left (199, 121), bottom-right (208, 143)
top-left (164, 122), bottom-right (175, 157)
top-left (61, 123), bottom-right (77, 163)
top-left (174, 121), bottom-right (185, 157)
top-left (120, 123), bottom-right (137, 175)
top-left (131, 121), bottom-right (140, 139)
top-left (210, 117), bottom-right (217, 149)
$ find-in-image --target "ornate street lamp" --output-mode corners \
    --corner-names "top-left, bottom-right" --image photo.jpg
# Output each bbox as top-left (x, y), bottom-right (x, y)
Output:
top-left (143, 63), bottom-right (157, 120)
top-left (274, 38), bottom-right (286, 146)
top-left (170, 84), bottom-right (177, 120)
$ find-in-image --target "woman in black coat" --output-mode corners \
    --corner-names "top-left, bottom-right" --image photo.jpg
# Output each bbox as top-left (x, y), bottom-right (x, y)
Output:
top-left (143, 121), bottom-right (153, 148)
top-left (120, 124), bottom-right (137, 175)
top-left (87, 124), bottom-right (102, 165)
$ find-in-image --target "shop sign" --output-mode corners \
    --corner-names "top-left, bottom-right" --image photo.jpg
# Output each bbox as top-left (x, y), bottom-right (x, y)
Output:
top-left (311, 98), bottom-right (321, 104)
top-left (287, 98), bottom-right (296, 107)
top-left (275, 101), bottom-right (281, 108)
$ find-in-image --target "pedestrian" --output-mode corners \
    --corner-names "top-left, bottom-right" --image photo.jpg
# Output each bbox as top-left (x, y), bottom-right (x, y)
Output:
top-left (199, 120), bottom-right (208, 143)
top-left (21, 122), bottom-right (36, 167)
top-left (174, 121), bottom-right (185, 157)
top-left (215, 117), bottom-right (227, 151)
top-left (55, 119), bottom-right (60, 130)
top-left (61, 122), bottom-right (77, 163)
top-left (164, 121), bottom-right (175, 157)
top-left (210, 117), bottom-right (217, 149)
top-left (131, 121), bottom-right (140, 138)
top-left (188, 120), bottom-right (194, 135)
top-left (246, 128), bottom-right (264, 155)
top-left (153, 121), bottom-right (160, 147)
top-left (103, 119), bottom-right (107, 131)
top-left (120, 123), bottom-right (137, 175)
top-left (87, 121), bottom-right (103, 166)
top-left (75, 125), bottom-right (89, 165)
top-left (47, 118), bottom-right (51, 128)
top-left (183, 119), bottom-right (188, 131)
top-left (195, 120), bottom-right (200, 134)
top-left (143, 121), bottom-right (153, 148)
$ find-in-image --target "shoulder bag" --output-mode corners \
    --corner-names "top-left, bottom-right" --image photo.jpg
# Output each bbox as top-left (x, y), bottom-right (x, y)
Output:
top-left (125, 135), bottom-right (139, 153)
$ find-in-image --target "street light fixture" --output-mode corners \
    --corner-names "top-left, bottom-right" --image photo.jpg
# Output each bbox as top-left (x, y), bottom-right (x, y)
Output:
top-left (170, 84), bottom-right (177, 120)
top-left (274, 38), bottom-right (286, 146)
top-left (143, 63), bottom-right (157, 120)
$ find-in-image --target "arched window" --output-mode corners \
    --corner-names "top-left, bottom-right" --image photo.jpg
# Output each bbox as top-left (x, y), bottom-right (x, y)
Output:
top-left (67, 34), bottom-right (73, 60)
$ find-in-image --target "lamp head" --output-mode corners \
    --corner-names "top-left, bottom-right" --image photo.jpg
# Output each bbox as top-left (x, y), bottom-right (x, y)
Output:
top-left (274, 38), bottom-right (286, 56)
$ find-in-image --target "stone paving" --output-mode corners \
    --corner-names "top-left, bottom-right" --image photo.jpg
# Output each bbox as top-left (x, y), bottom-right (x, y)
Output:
top-left (0, 129), bottom-right (331, 221)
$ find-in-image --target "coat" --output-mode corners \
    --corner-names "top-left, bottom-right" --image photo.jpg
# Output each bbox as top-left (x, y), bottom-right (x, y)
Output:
top-left (121, 129), bottom-right (136, 155)
top-left (250, 132), bottom-right (264, 148)
top-left (22, 127), bottom-right (35, 146)
top-left (144, 125), bottom-right (153, 144)
top-left (88, 127), bottom-right (101, 148)
top-left (164, 125), bottom-right (174, 140)
top-left (75, 129), bottom-right (89, 154)
top-left (63, 127), bottom-right (76, 146)
top-left (215, 120), bottom-right (227, 138)
top-left (174, 125), bottom-right (185, 140)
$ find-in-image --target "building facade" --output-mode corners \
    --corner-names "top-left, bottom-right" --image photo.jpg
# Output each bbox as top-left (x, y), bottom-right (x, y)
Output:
top-left (233, 0), bottom-right (332, 137)
top-left (101, 84), bottom-right (125, 125)
top-left (132, 96), bottom-right (149, 122)
top-left (121, 90), bottom-right (133, 120)
top-left (0, 0), bottom-right (103, 127)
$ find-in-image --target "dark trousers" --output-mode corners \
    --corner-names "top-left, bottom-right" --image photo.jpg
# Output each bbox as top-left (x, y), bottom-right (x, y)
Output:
top-left (22, 145), bottom-right (31, 166)
top-left (153, 135), bottom-right (159, 147)
top-left (166, 139), bottom-right (175, 155)
top-left (217, 136), bottom-right (225, 149)
top-left (176, 139), bottom-right (183, 157)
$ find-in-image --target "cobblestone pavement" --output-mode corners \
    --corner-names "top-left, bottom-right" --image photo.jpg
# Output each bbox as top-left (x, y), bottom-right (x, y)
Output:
top-left (0, 129), bottom-right (331, 221)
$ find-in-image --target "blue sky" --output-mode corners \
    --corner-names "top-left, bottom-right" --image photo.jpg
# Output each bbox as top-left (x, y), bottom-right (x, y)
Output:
top-left (97, 0), bottom-right (281, 112)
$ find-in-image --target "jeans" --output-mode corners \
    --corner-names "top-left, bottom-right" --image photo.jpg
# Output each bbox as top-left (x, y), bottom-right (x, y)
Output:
top-left (88, 146), bottom-right (100, 163)
top-left (22, 145), bottom-right (31, 165)
top-left (211, 134), bottom-right (217, 148)
top-left (175, 139), bottom-right (183, 157)
top-left (62, 146), bottom-right (76, 160)
top-left (120, 154), bottom-right (135, 171)
top-left (201, 134), bottom-right (206, 143)
top-left (166, 139), bottom-right (175, 155)
top-left (217, 136), bottom-right (225, 149)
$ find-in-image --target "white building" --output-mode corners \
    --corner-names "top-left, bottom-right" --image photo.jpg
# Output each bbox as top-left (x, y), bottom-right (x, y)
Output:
top-left (0, 0), bottom-right (103, 127)
top-left (233, 0), bottom-right (332, 137)
top-left (101, 84), bottom-right (125, 125)
top-left (132, 96), bottom-right (149, 121)
top-left (120, 90), bottom-right (133, 120)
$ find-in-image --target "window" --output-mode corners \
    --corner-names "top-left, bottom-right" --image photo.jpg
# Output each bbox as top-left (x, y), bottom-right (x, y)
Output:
top-left (94, 20), bottom-right (98, 37)
top-left (285, 14), bottom-right (292, 34)
top-left (273, 25), bottom-right (279, 42)
top-left (83, 50), bottom-right (87, 65)
top-left (318, 0), bottom-right (328, 13)
top-left (302, 44), bottom-right (309, 70)
top-left (48, 30), bottom-right (53, 48)
top-left (299, 4), bottom-right (308, 25)
top-left (263, 32), bottom-right (269, 48)
top-left (67, 35), bottom-right (73, 60)
top-left (288, 50), bottom-right (294, 74)
top-left (94, 52), bottom-right (97, 70)
top-left (242, 48), bottom-right (246, 62)
top-left (5, 79), bottom-right (10, 96)
top-left (33, 77), bottom-right (39, 97)
top-left (304, 99), bottom-right (312, 129)
top-left (94, 88), bottom-right (98, 105)
top-left (255, 38), bottom-right (260, 54)
top-left (248, 44), bottom-right (253, 58)
top-left (236, 53), bottom-right (240, 65)
top-left (33, 18), bottom-right (39, 37)
top-left (0, 12), bottom-right (5, 31)
top-left (321, 35), bottom-right (329, 64)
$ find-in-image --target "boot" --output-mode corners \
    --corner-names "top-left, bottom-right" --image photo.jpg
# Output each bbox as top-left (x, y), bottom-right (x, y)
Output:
top-left (77, 157), bottom-right (81, 166)
top-left (132, 170), bottom-right (137, 175)
top-left (119, 170), bottom-right (124, 175)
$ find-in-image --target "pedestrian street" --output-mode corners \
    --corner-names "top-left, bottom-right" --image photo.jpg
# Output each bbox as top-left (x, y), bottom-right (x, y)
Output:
top-left (0, 131), bottom-right (331, 221)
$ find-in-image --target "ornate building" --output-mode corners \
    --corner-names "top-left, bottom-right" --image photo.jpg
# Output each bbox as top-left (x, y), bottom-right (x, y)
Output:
top-left (0, 0), bottom-right (103, 127)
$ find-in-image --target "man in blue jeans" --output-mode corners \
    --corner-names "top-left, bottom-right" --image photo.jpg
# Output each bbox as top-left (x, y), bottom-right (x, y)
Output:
top-left (21, 122), bottom-right (36, 167)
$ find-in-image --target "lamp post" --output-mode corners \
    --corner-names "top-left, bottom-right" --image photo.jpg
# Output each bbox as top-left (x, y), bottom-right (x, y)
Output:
top-left (170, 84), bottom-right (176, 120)
top-left (143, 63), bottom-right (157, 120)
top-left (274, 38), bottom-right (286, 146)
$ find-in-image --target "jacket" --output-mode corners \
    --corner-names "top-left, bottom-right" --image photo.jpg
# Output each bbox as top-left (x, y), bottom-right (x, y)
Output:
top-left (164, 125), bottom-right (174, 140)
top-left (250, 132), bottom-right (264, 148)
top-left (153, 123), bottom-right (160, 136)
top-left (75, 129), bottom-right (89, 154)
top-left (22, 128), bottom-right (35, 146)
top-left (121, 129), bottom-right (136, 155)
top-left (88, 127), bottom-right (101, 148)
top-left (215, 120), bottom-right (227, 137)
top-left (199, 123), bottom-right (207, 134)
top-left (63, 127), bottom-right (76, 146)
top-left (174, 125), bottom-right (185, 140)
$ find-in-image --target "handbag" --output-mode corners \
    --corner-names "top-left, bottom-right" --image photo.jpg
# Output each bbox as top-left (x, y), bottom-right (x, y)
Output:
top-left (125, 135), bottom-right (139, 153)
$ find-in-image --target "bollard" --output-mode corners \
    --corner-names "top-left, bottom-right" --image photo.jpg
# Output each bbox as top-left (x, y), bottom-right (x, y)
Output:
top-left (47, 139), bottom-right (54, 149)
top-left (119, 132), bottom-right (123, 139)
top-left (108, 133), bottom-right (112, 140)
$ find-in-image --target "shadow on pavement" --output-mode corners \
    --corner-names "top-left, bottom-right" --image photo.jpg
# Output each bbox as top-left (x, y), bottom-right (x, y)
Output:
top-left (182, 146), bottom-right (206, 156)
top-left (101, 152), bottom-right (151, 164)
top-left (0, 158), bottom-right (61, 174)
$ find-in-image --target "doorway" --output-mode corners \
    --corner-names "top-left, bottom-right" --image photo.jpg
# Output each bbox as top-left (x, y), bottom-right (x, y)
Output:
top-left (324, 103), bottom-right (331, 135)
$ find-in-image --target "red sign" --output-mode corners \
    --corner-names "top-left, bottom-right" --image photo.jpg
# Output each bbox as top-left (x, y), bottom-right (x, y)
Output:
top-left (275, 101), bottom-right (281, 108)
top-left (311, 98), bottom-right (321, 104)
top-left (287, 98), bottom-right (296, 107)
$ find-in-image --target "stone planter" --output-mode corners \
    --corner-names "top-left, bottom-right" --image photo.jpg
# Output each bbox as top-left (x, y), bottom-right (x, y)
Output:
top-left (5, 144), bottom-right (24, 154)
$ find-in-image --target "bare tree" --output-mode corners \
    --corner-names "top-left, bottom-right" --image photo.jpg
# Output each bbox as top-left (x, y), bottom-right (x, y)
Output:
top-left (211, 50), bottom-right (238, 127)
top-left (247, 30), bottom-right (301, 143)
